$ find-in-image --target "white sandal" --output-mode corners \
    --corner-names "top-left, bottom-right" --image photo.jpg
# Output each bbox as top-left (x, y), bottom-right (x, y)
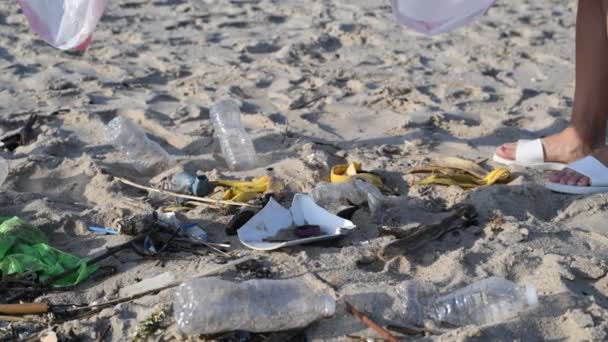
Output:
top-left (545, 156), bottom-right (608, 194)
top-left (493, 139), bottom-right (567, 171)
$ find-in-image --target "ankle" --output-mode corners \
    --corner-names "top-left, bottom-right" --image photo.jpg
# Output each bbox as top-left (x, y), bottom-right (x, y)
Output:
top-left (562, 127), bottom-right (597, 152)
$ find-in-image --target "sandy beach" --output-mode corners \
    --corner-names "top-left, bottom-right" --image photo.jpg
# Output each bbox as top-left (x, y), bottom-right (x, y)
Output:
top-left (2, 0), bottom-right (608, 340)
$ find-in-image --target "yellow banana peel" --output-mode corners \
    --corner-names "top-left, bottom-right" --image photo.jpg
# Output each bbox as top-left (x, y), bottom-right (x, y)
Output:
top-left (330, 163), bottom-right (385, 190)
top-left (212, 176), bottom-right (270, 202)
top-left (411, 157), bottom-right (513, 189)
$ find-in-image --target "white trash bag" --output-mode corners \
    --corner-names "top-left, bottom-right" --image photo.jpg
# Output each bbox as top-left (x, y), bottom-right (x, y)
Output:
top-left (391, 0), bottom-right (497, 36)
top-left (18, 0), bottom-right (108, 50)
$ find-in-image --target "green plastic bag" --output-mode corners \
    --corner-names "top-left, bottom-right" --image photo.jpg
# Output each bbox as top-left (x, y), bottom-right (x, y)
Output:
top-left (0, 217), bottom-right (97, 287)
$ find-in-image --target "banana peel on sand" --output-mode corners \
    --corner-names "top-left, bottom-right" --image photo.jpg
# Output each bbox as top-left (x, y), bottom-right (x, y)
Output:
top-left (331, 162), bottom-right (385, 190)
top-left (409, 157), bottom-right (513, 189)
top-left (211, 176), bottom-right (271, 203)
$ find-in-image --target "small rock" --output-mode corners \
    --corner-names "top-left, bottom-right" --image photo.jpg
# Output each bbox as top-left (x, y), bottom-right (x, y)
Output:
top-left (335, 150), bottom-right (347, 158)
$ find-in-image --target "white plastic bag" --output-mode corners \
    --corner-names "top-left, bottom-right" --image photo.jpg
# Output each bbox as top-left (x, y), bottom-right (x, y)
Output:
top-left (391, 0), bottom-right (496, 36)
top-left (18, 0), bottom-right (108, 50)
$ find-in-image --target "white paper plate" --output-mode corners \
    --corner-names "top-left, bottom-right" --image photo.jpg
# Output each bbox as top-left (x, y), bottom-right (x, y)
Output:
top-left (238, 194), bottom-right (356, 251)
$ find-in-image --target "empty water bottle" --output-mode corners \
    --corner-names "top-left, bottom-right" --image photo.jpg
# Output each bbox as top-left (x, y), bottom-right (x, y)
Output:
top-left (174, 277), bottom-right (335, 335)
top-left (397, 277), bottom-right (538, 327)
top-left (104, 117), bottom-right (175, 174)
top-left (210, 99), bottom-right (258, 170)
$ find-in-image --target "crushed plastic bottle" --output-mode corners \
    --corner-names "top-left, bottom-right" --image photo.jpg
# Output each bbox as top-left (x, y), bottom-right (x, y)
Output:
top-left (0, 157), bottom-right (8, 186)
top-left (310, 179), bottom-right (385, 209)
top-left (157, 212), bottom-right (208, 242)
top-left (397, 277), bottom-right (538, 327)
top-left (171, 172), bottom-right (211, 197)
top-left (310, 179), bottom-right (400, 222)
top-left (104, 116), bottom-right (175, 174)
top-left (174, 277), bottom-right (335, 335)
top-left (391, 0), bottom-right (496, 36)
top-left (210, 99), bottom-right (258, 171)
top-left (18, 0), bottom-right (108, 50)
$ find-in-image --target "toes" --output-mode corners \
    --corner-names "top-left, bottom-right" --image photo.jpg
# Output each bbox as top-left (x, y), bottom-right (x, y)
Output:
top-left (547, 171), bottom-right (562, 182)
top-left (559, 169), bottom-right (576, 185)
top-left (496, 143), bottom-right (516, 159)
top-left (551, 168), bottom-right (590, 186)
top-left (577, 176), bottom-right (591, 187)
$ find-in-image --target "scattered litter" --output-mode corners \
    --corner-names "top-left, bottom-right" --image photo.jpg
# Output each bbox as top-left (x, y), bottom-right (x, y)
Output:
top-left (174, 276), bottom-right (335, 335)
top-left (157, 212), bottom-right (208, 243)
top-left (210, 99), bottom-right (258, 170)
top-left (0, 217), bottom-right (97, 287)
top-left (378, 203), bottom-right (477, 261)
top-left (397, 276), bottom-right (538, 327)
top-left (116, 176), bottom-right (261, 209)
top-left (263, 225), bottom-right (325, 242)
top-left (410, 156), bottom-right (513, 189)
top-left (104, 116), bottom-right (175, 174)
top-left (88, 226), bottom-right (119, 235)
top-left (211, 176), bottom-right (270, 203)
top-left (171, 172), bottom-right (212, 198)
top-left (331, 162), bottom-right (384, 189)
top-left (238, 194), bottom-right (356, 251)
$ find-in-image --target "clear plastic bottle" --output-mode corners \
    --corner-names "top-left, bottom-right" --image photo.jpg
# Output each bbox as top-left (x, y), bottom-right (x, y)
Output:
top-left (104, 116), bottom-right (175, 174)
top-left (310, 179), bottom-right (386, 218)
top-left (311, 180), bottom-right (384, 208)
top-left (173, 277), bottom-right (335, 335)
top-left (210, 99), bottom-right (257, 171)
top-left (397, 277), bottom-right (538, 327)
top-left (0, 157), bottom-right (8, 186)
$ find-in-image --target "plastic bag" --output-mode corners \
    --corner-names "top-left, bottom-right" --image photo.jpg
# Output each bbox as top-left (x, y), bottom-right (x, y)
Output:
top-left (391, 0), bottom-right (496, 36)
top-left (0, 217), bottom-right (97, 287)
top-left (18, 0), bottom-right (108, 50)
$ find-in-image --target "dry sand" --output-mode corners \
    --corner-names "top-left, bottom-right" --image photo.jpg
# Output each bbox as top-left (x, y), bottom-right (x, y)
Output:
top-left (1, 0), bottom-right (608, 341)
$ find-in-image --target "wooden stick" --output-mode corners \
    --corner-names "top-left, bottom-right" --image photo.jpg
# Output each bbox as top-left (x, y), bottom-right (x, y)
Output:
top-left (115, 177), bottom-right (261, 209)
top-left (0, 303), bottom-right (49, 315)
top-left (0, 315), bottom-right (32, 322)
top-left (345, 301), bottom-right (400, 342)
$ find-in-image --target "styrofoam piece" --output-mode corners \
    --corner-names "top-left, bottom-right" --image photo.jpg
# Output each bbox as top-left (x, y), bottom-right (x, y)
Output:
top-left (238, 194), bottom-right (356, 251)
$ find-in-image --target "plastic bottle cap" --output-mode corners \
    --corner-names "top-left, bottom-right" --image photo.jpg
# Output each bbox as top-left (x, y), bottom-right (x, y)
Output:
top-left (525, 285), bottom-right (538, 307)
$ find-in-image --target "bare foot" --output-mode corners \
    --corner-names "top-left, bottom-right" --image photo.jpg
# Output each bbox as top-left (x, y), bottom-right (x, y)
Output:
top-left (495, 127), bottom-right (595, 164)
top-left (547, 146), bottom-right (608, 186)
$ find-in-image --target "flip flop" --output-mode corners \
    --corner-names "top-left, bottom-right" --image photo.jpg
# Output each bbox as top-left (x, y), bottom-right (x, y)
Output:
top-left (545, 156), bottom-right (608, 194)
top-left (492, 139), bottom-right (567, 171)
